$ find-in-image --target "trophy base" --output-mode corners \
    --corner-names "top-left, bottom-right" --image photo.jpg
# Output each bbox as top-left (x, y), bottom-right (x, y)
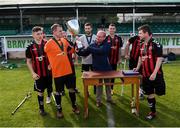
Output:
top-left (76, 40), bottom-right (84, 49)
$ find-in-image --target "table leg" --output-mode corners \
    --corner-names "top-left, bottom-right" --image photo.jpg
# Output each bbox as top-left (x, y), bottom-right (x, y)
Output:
top-left (131, 84), bottom-right (134, 98)
top-left (83, 80), bottom-right (89, 119)
top-left (131, 84), bottom-right (135, 108)
top-left (136, 81), bottom-right (140, 116)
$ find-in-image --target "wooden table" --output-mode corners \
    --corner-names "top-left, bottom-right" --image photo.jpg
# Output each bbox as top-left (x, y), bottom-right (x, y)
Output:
top-left (82, 70), bottom-right (141, 119)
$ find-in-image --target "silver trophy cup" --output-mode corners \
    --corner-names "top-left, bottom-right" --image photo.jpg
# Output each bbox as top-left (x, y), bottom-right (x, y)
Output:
top-left (66, 19), bottom-right (83, 49)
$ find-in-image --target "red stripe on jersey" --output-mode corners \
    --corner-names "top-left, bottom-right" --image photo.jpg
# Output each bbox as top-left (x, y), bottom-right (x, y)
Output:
top-left (144, 58), bottom-right (151, 77)
top-left (149, 43), bottom-right (155, 73)
top-left (134, 39), bottom-right (140, 61)
top-left (142, 64), bottom-right (146, 77)
top-left (33, 44), bottom-right (41, 76)
top-left (131, 42), bottom-right (136, 60)
top-left (110, 48), bottom-right (114, 64)
top-left (40, 42), bottom-right (47, 77)
top-left (109, 36), bottom-right (120, 64)
top-left (114, 41), bottom-right (119, 64)
top-left (29, 47), bottom-right (36, 71)
top-left (41, 58), bottom-right (46, 77)
top-left (141, 43), bottom-right (149, 77)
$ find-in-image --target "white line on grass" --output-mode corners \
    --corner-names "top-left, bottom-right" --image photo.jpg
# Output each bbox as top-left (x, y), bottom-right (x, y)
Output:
top-left (106, 103), bottom-right (115, 127)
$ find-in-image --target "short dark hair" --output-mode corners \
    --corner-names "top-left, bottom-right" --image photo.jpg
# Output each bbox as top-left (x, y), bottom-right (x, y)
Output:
top-left (109, 23), bottom-right (116, 27)
top-left (138, 24), bottom-right (152, 35)
top-left (84, 22), bottom-right (92, 28)
top-left (51, 23), bottom-right (62, 32)
top-left (32, 26), bottom-right (42, 33)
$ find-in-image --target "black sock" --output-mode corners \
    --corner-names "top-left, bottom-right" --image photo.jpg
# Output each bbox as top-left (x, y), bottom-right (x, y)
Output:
top-left (47, 91), bottom-right (51, 97)
top-left (94, 86), bottom-right (96, 94)
top-left (147, 97), bottom-right (156, 113)
top-left (55, 94), bottom-right (62, 112)
top-left (37, 95), bottom-right (44, 110)
top-left (111, 78), bottom-right (114, 90)
top-left (69, 92), bottom-right (76, 108)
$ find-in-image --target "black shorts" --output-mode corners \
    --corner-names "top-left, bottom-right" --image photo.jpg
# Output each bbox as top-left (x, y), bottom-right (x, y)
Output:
top-left (54, 74), bottom-right (75, 92)
top-left (81, 64), bottom-right (93, 72)
top-left (142, 75), bottom-right (166, 96)
top-left (34, 76), bottom-right (52, 93)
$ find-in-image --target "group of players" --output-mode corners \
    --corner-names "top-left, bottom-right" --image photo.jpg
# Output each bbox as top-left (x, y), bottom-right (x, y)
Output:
top-left (26, 22), bottom-right (166, 120)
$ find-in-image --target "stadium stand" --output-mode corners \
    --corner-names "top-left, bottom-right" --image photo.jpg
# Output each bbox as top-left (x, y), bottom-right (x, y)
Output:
top-left (0, 0), bottom-right (179, 35)
top-left (1, 21), bottom-right (179, 36)
top-left (19, 22), bottom-right (180, 35)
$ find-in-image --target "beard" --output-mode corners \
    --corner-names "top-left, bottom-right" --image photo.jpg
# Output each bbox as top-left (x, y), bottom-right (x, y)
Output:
top-left (85, 31), bottom-right (91, 36)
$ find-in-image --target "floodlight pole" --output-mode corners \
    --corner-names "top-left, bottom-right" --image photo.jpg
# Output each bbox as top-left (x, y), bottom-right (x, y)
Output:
top-left (20, 9), bottom-right (23, 34)
top-left (133, 7), bottom-right (135, 35)
top-left (3, 36), bottom-right (7, 60)
top-left (76, 8), bottom-right (79, 21)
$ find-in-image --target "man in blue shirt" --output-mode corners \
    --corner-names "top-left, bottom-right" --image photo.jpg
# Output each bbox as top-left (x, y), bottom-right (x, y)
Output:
top-left (77, 30), bottom-right (114, 107)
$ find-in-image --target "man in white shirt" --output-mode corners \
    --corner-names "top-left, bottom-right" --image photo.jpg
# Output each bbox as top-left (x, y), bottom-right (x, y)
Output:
top-left (79, 22), bottom-right (96, 94)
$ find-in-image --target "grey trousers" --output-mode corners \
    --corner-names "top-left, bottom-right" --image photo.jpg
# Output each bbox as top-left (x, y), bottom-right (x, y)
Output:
top-left (96, 78), bottom-right (112, 102)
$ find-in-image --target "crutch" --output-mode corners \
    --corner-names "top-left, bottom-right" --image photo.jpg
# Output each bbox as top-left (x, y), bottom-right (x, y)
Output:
top-left (51, 92), bottom-right (57, 106)
top-left (11, 92), bottom-right (32, 115)
top-left (120, 59), bottom-right (126, 96)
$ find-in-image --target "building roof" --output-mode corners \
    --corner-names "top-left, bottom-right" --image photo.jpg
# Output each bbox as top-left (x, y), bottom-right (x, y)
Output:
top-left (0, 0), bottom-right (180, 7)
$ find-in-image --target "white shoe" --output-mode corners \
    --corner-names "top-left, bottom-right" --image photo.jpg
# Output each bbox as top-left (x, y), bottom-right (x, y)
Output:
top-left (46, 97), bottom-right (51, 104)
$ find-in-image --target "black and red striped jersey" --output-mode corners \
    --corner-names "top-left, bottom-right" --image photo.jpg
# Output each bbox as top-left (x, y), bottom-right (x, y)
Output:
top-left (25, 40), bottom-right (51, 77)
top-left (128, 36), bottom-right (141, 63)
top-left (140, 38), bottom-right (163, 78)
top-left (106, 35), bottom-right (123, 64)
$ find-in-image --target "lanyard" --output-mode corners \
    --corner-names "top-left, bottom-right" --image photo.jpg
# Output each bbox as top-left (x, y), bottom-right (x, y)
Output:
top-left (86, 35), bottom-right (92, 45)
top-left (52, 37), bottom-right (64, 52)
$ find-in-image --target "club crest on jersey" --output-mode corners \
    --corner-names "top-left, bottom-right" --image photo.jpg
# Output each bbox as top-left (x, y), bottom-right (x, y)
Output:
top-left (149, 46), bottom-right (152, 50)
top-left (36, 56), bottom-right (44, 61)
top-left (32, 48), bottom-right (37, 51)
top-left (115, 38), bottom-right (118, 42)
top-left (107, 37), bottom-right (111, 43)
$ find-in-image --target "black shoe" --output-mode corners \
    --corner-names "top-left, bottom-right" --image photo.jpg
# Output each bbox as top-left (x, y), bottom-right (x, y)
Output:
top-left (75, 88), bottom-right (80, 93)
top-left (57, 111), bottom-right (64, 118)
top-left (96, 101), bottom-right (102, 107)
top-left (61, 91), bottom-right (65, 96)
top-left (140, 94), bottom-right (145, 100)
top-left (72, 106), bottom-right (80, 115)
top-left (93, 89), bottom-right (96, 95)
top-left (39, 109), bottom-right (47, 116)
top-left (111, 90), bottom-right (114, 96)
top-left (145, 112), bottom-right (156, 120)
